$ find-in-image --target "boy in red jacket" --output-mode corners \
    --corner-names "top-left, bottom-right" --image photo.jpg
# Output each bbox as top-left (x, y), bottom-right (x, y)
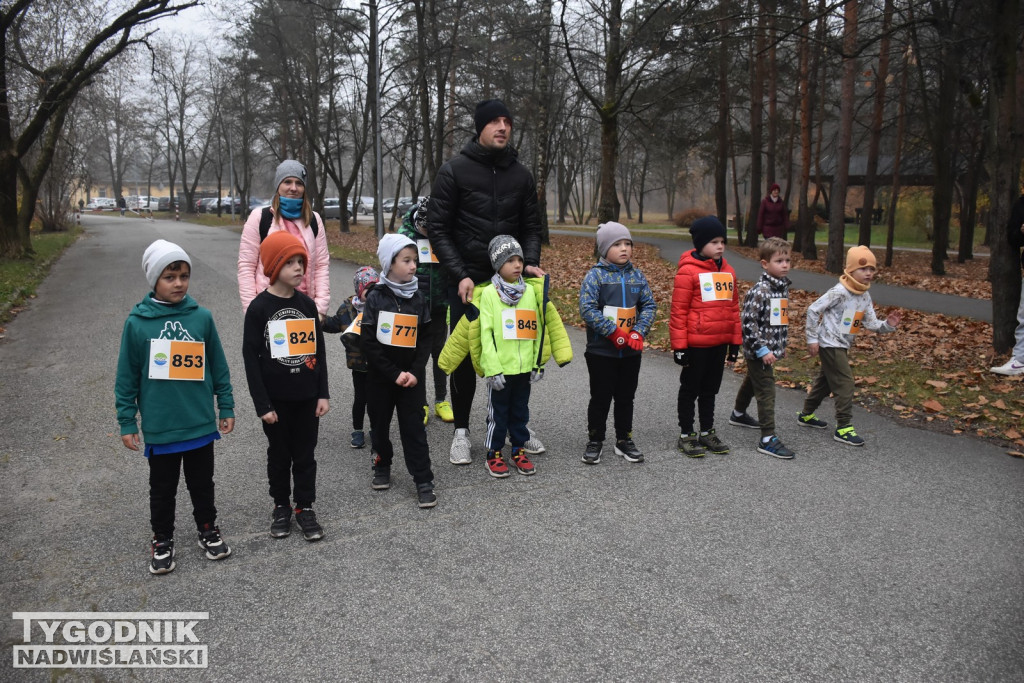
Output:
top-left (669, 216), bottom-right (742, 457)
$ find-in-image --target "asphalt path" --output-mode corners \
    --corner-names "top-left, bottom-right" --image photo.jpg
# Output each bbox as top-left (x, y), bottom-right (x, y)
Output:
top-left (0, 216), bottom-right (1021, 681)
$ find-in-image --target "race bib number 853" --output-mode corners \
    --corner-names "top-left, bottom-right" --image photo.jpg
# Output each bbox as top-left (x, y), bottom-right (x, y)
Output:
top-left (149, 340), bottom-right (205, 381)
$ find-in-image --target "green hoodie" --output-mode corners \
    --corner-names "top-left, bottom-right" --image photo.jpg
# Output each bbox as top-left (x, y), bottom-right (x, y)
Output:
top-left (115, 293), bottom-right (234, 444)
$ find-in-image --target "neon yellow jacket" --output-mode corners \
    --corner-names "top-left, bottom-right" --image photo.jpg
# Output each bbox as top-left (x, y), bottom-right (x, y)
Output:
top-left (439, 276), bottom-right (573, 377)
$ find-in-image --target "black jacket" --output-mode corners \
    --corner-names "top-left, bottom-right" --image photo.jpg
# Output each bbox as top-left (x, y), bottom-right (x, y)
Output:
top-left (1009, 195), bottom-right (1024, 269)
top-left (426, 140), bottom-right (542, 286)
top-left (360, 284), bottom-right (432, 385)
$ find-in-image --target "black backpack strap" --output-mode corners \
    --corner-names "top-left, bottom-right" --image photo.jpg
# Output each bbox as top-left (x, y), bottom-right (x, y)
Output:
top-left (258, 207), bottom-right (273, 242)
top-left (259, 207), bottom-right (319, 241)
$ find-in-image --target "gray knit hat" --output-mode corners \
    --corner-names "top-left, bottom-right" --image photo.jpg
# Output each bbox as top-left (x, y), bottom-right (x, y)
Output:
top-left (142, 239), bottom-right (191, 288)
top-left (596, 221), bottom-right (632, 258)
top-left (488, 234), bottom-right (523, 271)
top-left (273, 160), bottom-right (307, 191)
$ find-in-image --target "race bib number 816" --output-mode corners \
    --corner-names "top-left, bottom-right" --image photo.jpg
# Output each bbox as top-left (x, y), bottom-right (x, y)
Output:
top-left (697, 272), bottom-right (734, 302)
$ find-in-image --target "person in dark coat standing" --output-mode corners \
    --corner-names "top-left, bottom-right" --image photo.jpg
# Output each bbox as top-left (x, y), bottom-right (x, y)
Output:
top-left (757, 182), bottom-right (790, 240)
top-left (427, 99), bottom-right (546, 466)
top-left (990, 193), bottom-right (1024, 376)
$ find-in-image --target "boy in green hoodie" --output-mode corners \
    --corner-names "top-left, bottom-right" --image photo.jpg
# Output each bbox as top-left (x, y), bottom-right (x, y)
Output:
top-left (115, 240), bottom-right (235, 575)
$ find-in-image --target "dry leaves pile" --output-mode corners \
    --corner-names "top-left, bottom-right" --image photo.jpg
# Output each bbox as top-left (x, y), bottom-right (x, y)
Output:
top-left (329, 227), bottom-right (1022, 453)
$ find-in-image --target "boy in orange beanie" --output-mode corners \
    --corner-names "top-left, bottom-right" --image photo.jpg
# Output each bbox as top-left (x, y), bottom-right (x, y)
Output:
top-left (242, 231), bottom-right (331, 539)
top-left (799, 245), bottom-right (901, 446)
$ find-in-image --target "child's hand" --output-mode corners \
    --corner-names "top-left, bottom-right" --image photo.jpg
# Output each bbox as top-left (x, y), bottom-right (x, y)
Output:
top-left (626, 331), bottom-right (644, 351)
top-left (219, 418), bottom-right (235, 434)
top-left (315, 399), bottom-right (330, 417)
top-left (486, 374), bottom-right (506, 391)
top-left (121, 433), bottom-right (140, 451)
top-left (261, 411), bottom-right (279, 424)
top-left (807, 343), bottom-right (819, 357)
top-left (396, 371), bottom-right (417, 387)
top-left (606, 328), bottom-right (629, 348)
top-left (762, 352), bottom-right (777, 366)
top-left (887, 310), bottom-right (902, 327)
top-left (726, 344), bottom-right (740, 365)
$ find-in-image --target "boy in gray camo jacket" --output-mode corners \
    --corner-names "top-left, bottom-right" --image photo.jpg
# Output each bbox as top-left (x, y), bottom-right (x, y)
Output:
top-left (729, 238), bottom-right (797, 459)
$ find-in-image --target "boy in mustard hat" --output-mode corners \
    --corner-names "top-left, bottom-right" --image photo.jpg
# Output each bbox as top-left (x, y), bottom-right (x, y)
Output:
top-left (799, 245), bottom-right (901, 446)
top-left (242, 231), bottom-right (330, 540)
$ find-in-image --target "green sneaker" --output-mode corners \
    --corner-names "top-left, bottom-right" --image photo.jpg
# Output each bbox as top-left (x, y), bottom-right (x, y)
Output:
top-left (677, 433), bottom-right (706, 458)
top-left (797, 411), bottom-right (828, 429)
top-left (834, 426), bottom-right (865, 446)
top-left (698, 428), bottom-right (730, 454)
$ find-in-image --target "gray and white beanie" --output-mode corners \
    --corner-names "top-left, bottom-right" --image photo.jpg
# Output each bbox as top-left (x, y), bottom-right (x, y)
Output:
top-left (488, 234), bottom-right (523, 272)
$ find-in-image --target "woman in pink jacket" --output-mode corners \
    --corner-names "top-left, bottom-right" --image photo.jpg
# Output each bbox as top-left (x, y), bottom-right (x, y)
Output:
top-left (237, 160), bottom-right (331, 318)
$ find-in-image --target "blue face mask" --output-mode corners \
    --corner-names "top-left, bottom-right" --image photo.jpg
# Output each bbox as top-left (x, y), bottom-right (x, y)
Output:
top-left (278, 196), bottom-right (303, 219)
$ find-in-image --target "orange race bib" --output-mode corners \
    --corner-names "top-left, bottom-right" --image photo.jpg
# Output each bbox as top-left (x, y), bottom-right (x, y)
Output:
top-left (267, 318), bottom-right (317, 358)
top-left (343, 312), bottom-right (363, 337)
top-left (376, 311), bottom-right (418, 347)
top-left (840, 307), bottom-right (865, 335)
top-left (602, 305), bottom-right (637, 332)
top-left (769, 297), bottom-right (789, 326)
top-left (149, 340), bottom-right (205, 381)
top-left (698, 272), bottom-right (734, 302)
top-left (501, 308), bottom-right (538, 340)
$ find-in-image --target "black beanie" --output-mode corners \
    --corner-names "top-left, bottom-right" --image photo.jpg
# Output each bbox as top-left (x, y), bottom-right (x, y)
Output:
top-left (689, 215), bottom-right (728, 254)
top-left (474, 99), bottom-right (513, 135)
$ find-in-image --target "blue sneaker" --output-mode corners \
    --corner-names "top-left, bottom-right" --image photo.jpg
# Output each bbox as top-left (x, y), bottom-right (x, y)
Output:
top-left (756, 436), bottom-right (795, 459)
top-left (834, 426), bottom-right (865, 446)
top-left (350, 430), bottom-right (365, 449)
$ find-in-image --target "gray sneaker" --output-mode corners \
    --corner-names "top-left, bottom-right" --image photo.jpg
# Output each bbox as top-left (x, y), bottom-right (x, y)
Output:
top-left (677, 433), bottom-right (706, 458)
top-left (449, 429), bottom-right (472, 465)
top-left (581, 440), bottom-right (602, 465)
top-left (523, 427), bottom-right (546, 455)
top-left (698, 428), bottom-right (730, 454)
top-left (728, 411), bottom-right (760, 429)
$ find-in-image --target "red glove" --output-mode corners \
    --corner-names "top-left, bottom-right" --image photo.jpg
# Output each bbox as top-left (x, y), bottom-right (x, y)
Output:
top-left (626, 331), bottom-right (644, 351)
top-left (607, 328), bottom-right (629, 348)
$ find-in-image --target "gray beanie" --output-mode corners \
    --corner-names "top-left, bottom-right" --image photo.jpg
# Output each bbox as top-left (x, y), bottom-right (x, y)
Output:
top-left (377, 233), bottom-right (417, 275)
top-left (273, 160), bottom-right (307, 192)
top-left (488, 234), bottom-right (523, 271)
top-left (596, 221), bottom-right (632, 258)
top-left (142, 239), bottom-right (191, 288)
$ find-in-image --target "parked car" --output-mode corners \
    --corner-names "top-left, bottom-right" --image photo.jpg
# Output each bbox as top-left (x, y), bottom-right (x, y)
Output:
top-left (216, 197), bottom-right (244, 214)
top-left (84, 198), bottom-right (116, 211)
top-left (196, 197), bottom-right (221, 213)
top-left (135, 196), bottom-right (160, 211)
top-left (396, 196), bottom-right (416, 214)
top-left (321, 198), bottom-right (353, 221)
top-left (355, 196), bottom-right (375, 215)
top-left (248, 198), bottom-right (267, 211)
top-left (157, 197), bottom-right (182, 212)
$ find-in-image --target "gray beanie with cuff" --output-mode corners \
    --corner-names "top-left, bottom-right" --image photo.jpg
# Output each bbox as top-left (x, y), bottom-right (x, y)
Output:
top-left (273, 160), bottom-right (307, 192)
top-left (596, 221), bottom-right (632, 258)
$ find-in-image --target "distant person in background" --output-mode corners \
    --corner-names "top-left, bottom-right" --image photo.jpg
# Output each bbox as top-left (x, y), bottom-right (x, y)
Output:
top-left (757, 182), bottom-right (790, 241)
top-left (991, 193), bottom-right (1024, 376)
top-left (118, 195), bottom-right (126, 217)
top-left (78, 198), bottom-right (84, 212)
top-left (237, 160), bottom-right (330, 319)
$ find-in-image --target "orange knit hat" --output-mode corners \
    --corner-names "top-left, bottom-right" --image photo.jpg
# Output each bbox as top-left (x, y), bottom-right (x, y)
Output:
top-left (261, 231), bottom-right (307, 284)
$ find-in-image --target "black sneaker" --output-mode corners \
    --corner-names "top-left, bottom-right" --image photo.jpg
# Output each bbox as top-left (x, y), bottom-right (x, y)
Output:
top-left (197, 523), bottom-right (231, 560)
top-left (797, 411), bottom-right (828, 429)
top-left (614, 436), bottom-right (644, 463)
top-left (756, 435), bottom-right (796, 459)
top-left (350, 430), bottom-right (365, 448)
top-left (728, 411), bottom-right (760, 429)
top-left (295, 508), bottom-right (324, 541)
top-left (416, 481), bottom-right (437, 508)
top-left (698, 428), bottom-right (730, 454)
top-left (371, 453), bottom-right (391, 490)
top-left (581, 441), bottom-right (602, 465)
top-left (270, 505), bottom-right (292, 538)
top-left (149, 537), bottom-right (175, 575)
top-left (677, 433), bottom-right (706, 458)
top-left (834, 426), bottom-right (865, 446)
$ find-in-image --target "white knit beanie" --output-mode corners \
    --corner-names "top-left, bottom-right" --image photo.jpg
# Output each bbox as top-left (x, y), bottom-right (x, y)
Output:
top-left (142, 239), bottom-right (191, 288)
top-left (377, 233), bottom-right (416, 276)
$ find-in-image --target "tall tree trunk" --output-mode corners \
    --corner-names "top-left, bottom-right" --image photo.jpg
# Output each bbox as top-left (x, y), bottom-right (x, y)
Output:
top-left (715, 11), bottom-right (730, 225)
top-left (745, 0), bottom-right (766, 247)
top-left (827, 0), bottom-right (859, 274)
top-left (795, 0), bottom-right (818, 258)
top-left (596, 0), bottom-right (623, 222)
top-left (535, 0), bottom-right (553, 244)
top-left (766, 0), bottom-right (778, 185)
top-left (886, 47), bottom-right (911, 268)
top-left (858, 0), bottom-right (892, 247)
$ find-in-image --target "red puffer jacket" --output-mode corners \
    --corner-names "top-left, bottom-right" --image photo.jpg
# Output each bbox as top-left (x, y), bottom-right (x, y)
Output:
top-left (669, 251), bottom-right (742, 350)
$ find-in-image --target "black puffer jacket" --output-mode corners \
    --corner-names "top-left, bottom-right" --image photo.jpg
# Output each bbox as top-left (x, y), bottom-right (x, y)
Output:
top-left (426, 140), bottom-right (542, 286)
top-left (1009, 195), bottom-right (1024, 269)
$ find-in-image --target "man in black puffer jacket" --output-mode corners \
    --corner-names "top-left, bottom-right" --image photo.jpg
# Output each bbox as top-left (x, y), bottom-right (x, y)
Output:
top-left (427, 99), bottom-right (546, 466)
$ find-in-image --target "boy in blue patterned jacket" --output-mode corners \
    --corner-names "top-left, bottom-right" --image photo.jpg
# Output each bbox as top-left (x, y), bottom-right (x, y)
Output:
top-left (579, 222), bottom-right (657, 464)
top-left (728, 237), bottom-right (796, 459)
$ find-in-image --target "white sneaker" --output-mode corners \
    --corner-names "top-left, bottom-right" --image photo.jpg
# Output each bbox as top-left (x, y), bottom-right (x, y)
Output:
top-left (449, 428), bottom-right (472, 465)
top-left (990, 358), bottom-right (1024, 376)
top-left (523, 427), bottom-right (546, 455)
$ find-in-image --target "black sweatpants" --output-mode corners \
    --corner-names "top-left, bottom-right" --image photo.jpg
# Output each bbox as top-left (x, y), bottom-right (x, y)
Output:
top-left (585, 352), bottom-right (642, 442)
top-left (448, 286), bottom-right (478, 429)
top-left (369, 369), bottom-right (434, 484)
top-left (677, 344), bottom-right (728, 434)
top-left (148, 442), bottom-right (216, 539)
top-left (485, 372), bottom-right (531, 451)
top-left (352, 369), bottom-right (369, 431)
top-left (262, 398), bottom-right (320, 508)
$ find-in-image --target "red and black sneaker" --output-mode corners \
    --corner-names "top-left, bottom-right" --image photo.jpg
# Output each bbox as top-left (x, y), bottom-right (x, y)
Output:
top-left (485, 450), bottom-right (510, 478)
top-left (510, 447), bottom-right (536, 476)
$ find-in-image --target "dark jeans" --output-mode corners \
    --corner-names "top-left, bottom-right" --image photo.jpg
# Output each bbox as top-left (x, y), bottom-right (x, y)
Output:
top-left (148, 442), bottom-right (216, 539)
top-left (448, 285), bottom-right (478, 429)
top-left (352, 369), bottom-right (369, 431)
top-left (426, 305), bottom-right (448, 403)
top-left (585, 352), bottom-right (642, 442)
top-left (262, 398), bottom-right (320, 508)
top-left (484, 372), bottom-right (531, 451)
top-left (677, 344), bottom-right (728, 434)
top-left (734, 358), bottom-right (777, 437)
top-left (803, 347), bottom-right (855, 428)
top-left (369, 369), bottom-right (434, 484)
